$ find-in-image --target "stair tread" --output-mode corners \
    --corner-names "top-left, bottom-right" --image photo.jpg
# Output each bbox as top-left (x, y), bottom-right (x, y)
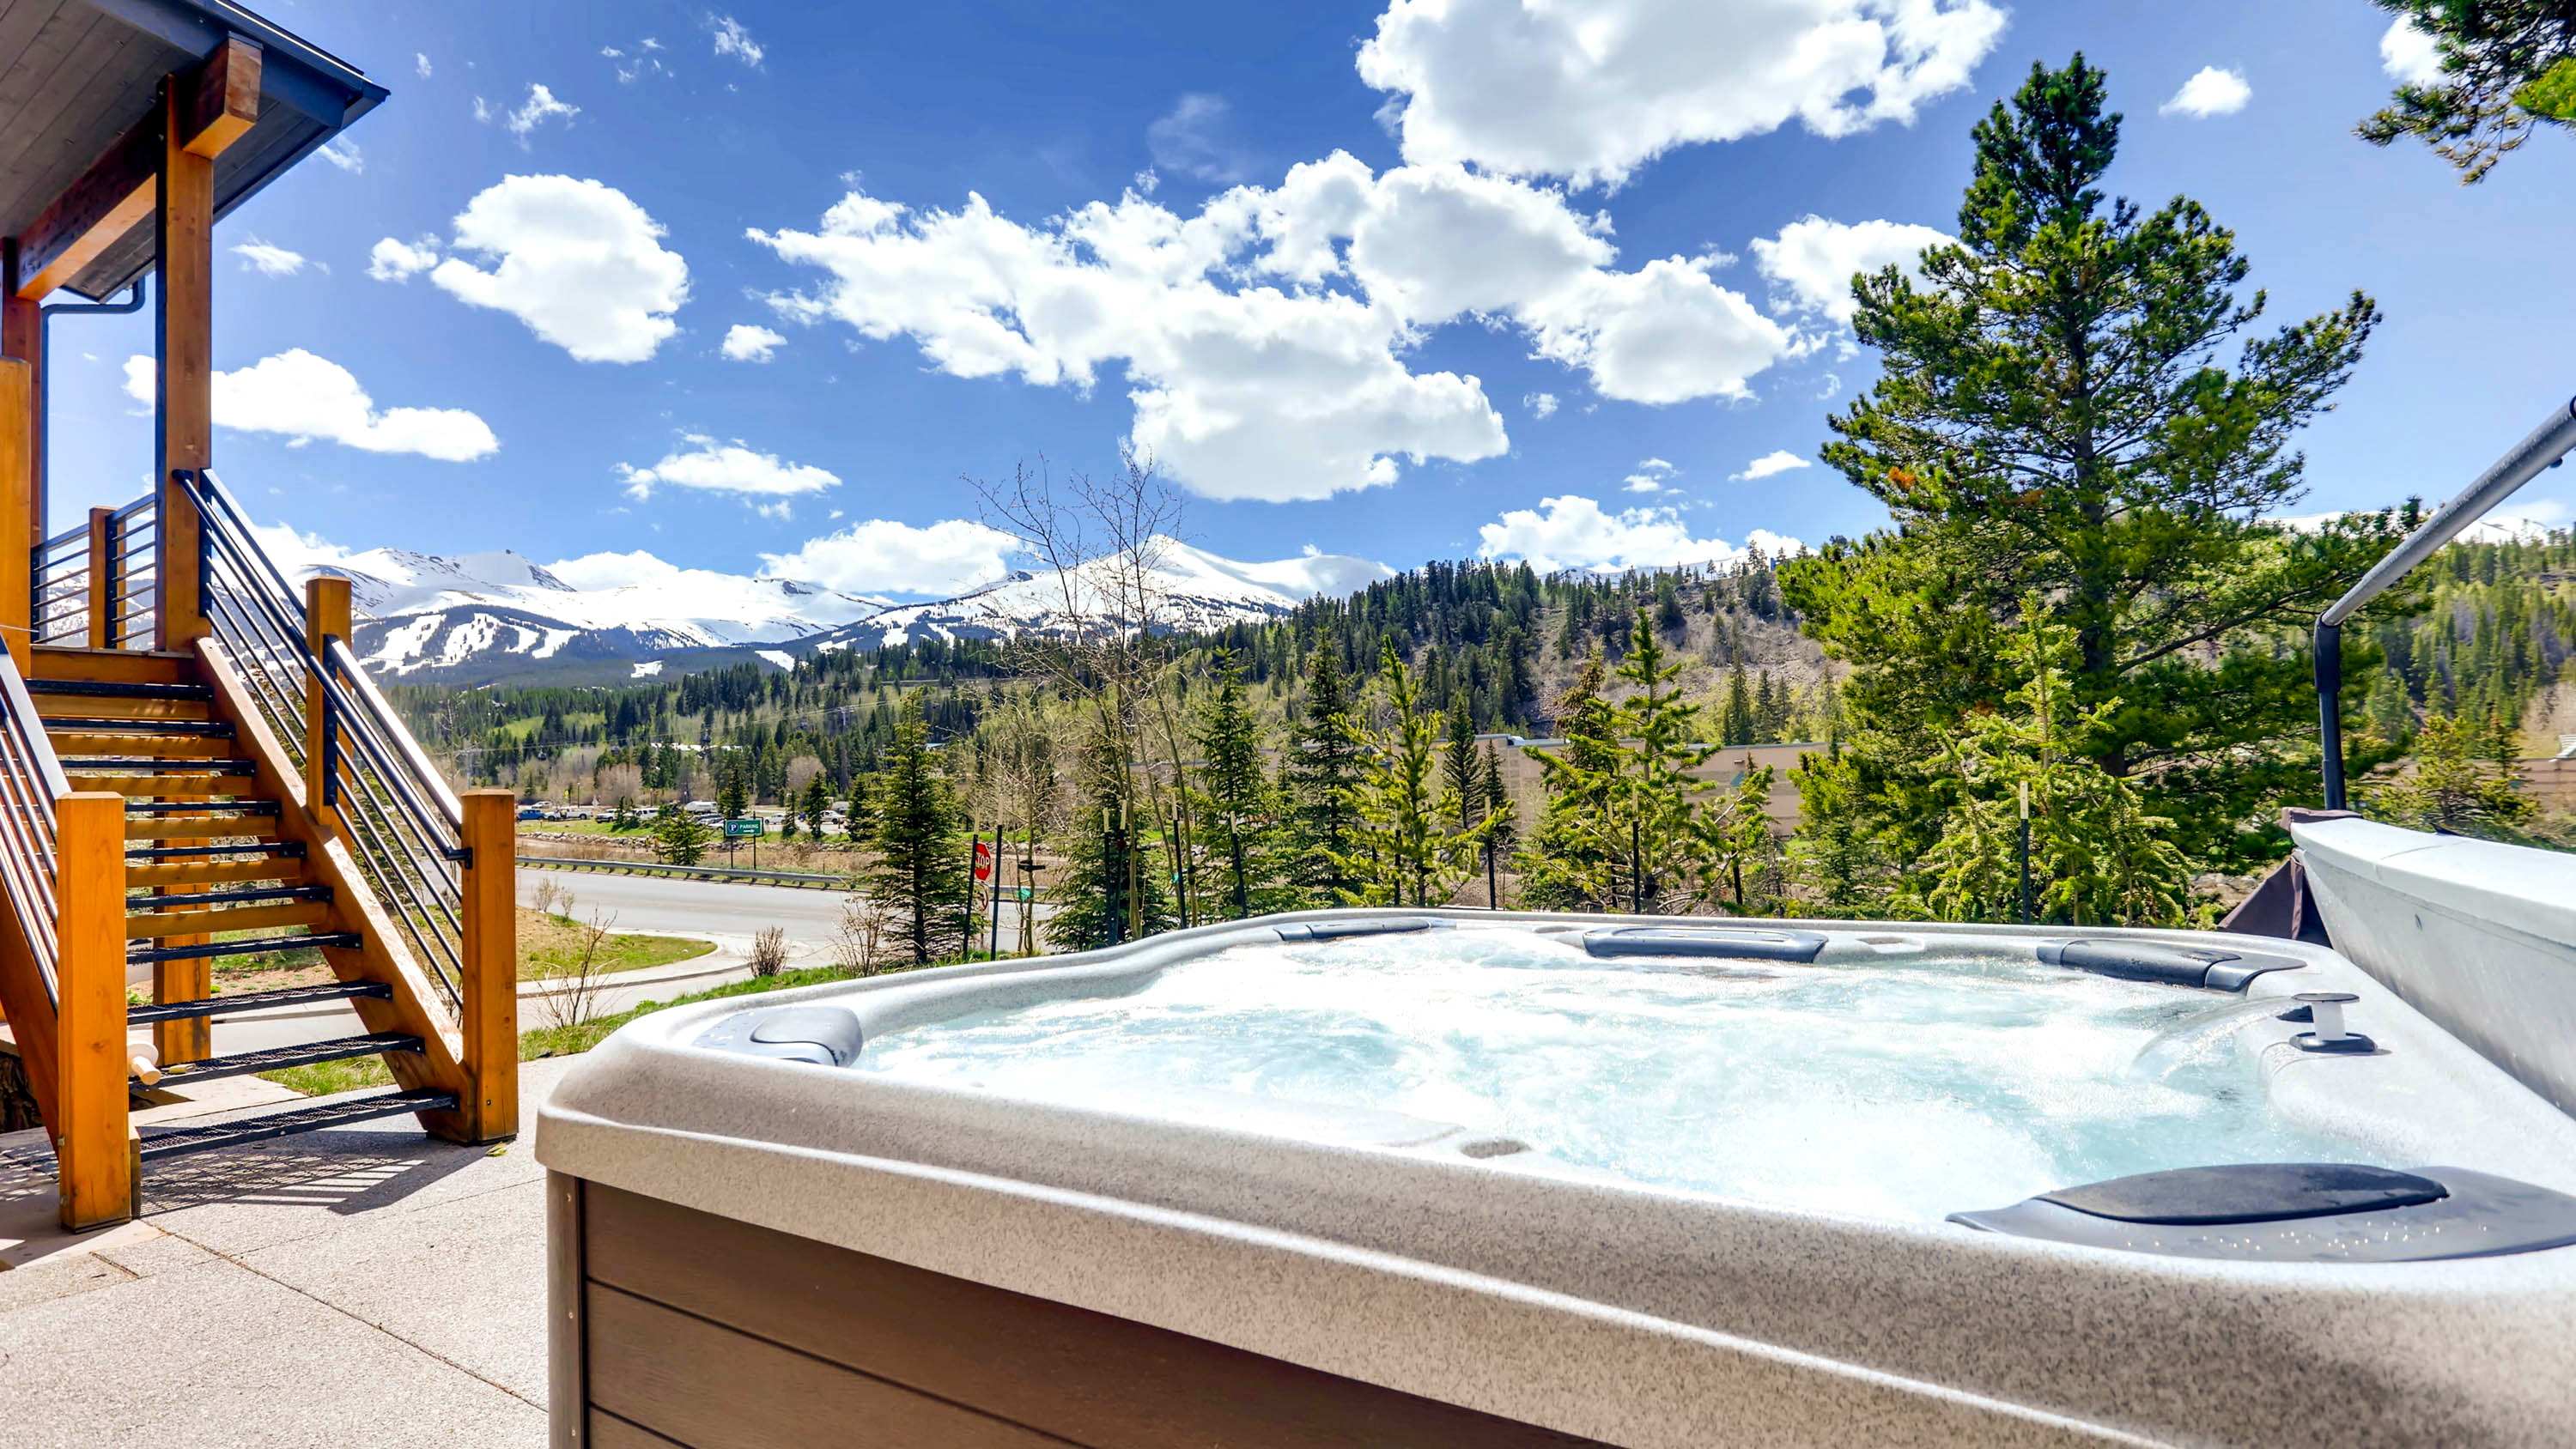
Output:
top-left (130, 931), bottom-right (361, 965)
top-left (127, 799), bottom-right (279, 815)
top-left (137, 1088), bottom-right (457, 1162)
top-left (64, 756), bottom-right (254, 772)
top-left (126, 900), bottom-right (329, 938)
top-left (126, 841), bottom-right (305, 862)
top-left (125, 859), bottom-right (307, 888)
top-left (125, 818), bottom-right (280, 840)
top-left (37, 717), bottom-right (234, 736)
top-left (27, 678), bottom-right (211, 700)
top-left (147, 1032), bottom-right (422, 1086)
top-left (127, 883), bottom-right (328, 911)
top-left (130, 979), bottom-right (392, 1023)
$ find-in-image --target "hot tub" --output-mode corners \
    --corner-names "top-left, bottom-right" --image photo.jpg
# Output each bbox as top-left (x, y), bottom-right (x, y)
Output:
top-left (536, 912), bottom-right (2576, 1448)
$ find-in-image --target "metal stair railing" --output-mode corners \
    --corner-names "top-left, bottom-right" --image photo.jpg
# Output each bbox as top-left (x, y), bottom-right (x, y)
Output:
top-left (179, 469), bottom-right (468, 1010)
top-left (28, 493), bottom-right (157, 650)
top-left (30, 518), bottom-right (88, 647)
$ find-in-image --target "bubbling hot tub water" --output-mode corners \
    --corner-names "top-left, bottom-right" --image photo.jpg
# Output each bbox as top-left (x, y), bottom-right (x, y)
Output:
top-left (857, 925), bottom-right (2373, 1222)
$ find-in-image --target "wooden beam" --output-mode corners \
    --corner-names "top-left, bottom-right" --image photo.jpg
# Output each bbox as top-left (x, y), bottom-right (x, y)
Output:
top-left (0, 243), bottom-right (33, 537)
top-left (183, 38), bottom-right (263, 159)
top-left (459, 790), bottom-right (520, 1143)
top-left (156, 82), bottom-right (212, 650)
top-left (0, 362), bottom-right (30, 669)
top-left (56, 791), bottom-right (134, 1232)
top-left (14, 41), bottom-right (264, 303)
top-left (10, 120), bottom-right (157, 303)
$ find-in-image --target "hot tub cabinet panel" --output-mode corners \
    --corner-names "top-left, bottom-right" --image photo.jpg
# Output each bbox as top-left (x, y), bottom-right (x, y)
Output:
top-left (552, 1174), bottom-right (1613, 1449)
top-left (539, 912), bottom-right (2576, 1449)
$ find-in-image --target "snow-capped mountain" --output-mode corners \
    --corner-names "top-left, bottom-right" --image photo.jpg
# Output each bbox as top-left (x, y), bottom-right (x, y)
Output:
top-left (836, 538), bottom-right (1391, 649)
top-left (256, 525), bottom-right (1389, 687)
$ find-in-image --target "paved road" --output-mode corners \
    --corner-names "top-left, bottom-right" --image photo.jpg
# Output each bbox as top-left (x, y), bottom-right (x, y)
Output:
top-left (519, 866), bottom-right (850, 946)
top-left (519, 864), bottom-right (1054, 954)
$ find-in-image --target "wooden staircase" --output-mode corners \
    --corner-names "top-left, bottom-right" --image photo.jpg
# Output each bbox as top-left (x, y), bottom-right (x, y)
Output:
top-left (3, 611), bottom-right (518, 1228)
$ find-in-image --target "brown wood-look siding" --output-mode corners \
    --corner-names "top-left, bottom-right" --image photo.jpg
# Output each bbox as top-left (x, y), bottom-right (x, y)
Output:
top-left (577, 1180), bottom-right (1613, 1449)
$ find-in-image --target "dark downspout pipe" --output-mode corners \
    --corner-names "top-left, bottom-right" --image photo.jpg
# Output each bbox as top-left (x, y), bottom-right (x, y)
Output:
top-left (36, 282), bottom-right (149, 528)
top-left (2316, 396), bottom-right (2576, 811)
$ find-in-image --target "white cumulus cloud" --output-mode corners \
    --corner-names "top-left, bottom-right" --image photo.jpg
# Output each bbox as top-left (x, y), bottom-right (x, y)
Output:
top-left (231, 238), bottom-right (307, 276)
top-left (416, 53), bottom-right (433, 80)
top-left (1524, 391), bottom-right (1558, 419)
top-left (124, 349), bottom-right (497, 461)
top-left (1357, 0), bottom-right (2008, 186)
top-left (711, 15), bottom-right (763, 67)
top-left (1751, 214), bottom-right (1952, 326)
top-left (316, 139), bottom-right (361, 172)
top-left (2161, 66), bottom-right (2251, 118)
top-left (2379, 18), bottom-right (2445, 86)
top-left (1732, 449), bottom-right (1811, 481)
top-left (760, 518), bottom-right (1022, 597)
top-left (368, 235), bottom-right (441, 282)
top-left (423, 175), bottom-right (689, 363)
top-left (721, 324), bottom-right (787, 361)
top-left (617, 435), bottom-right (839, 509)
top-left (501, 82), bottom-right (580, 142)
top-left (1475, 494), bottom-right (1802, 573)
top-left (751, 153), bottom-right (1795, 500)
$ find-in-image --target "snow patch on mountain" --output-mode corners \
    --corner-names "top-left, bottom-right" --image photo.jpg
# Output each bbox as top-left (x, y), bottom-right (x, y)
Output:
top-left (249, 518), bottom-right (1390, 683)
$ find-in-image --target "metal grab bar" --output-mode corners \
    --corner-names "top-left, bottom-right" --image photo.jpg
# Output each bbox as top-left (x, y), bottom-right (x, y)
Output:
top-left (2316, 395), bottom-right (2576, 810)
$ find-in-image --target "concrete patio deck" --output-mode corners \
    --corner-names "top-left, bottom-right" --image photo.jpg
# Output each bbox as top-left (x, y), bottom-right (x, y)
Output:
top-left (0, 1058), bottom-right (578, 1447)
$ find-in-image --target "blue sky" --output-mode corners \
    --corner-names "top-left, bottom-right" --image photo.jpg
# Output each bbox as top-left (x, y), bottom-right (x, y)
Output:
top-left (43, 0), bottom-right (2576, 599)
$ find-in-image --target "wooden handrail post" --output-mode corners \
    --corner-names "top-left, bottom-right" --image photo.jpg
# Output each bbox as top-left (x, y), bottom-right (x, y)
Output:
top-left (85, 506), bottom-right (113, 648)
top-left (0, 358), bottom-right (30, 670)
top-left (304, 576), bottom-right (350, 836)
top-left (57, 791), bottom-right (134, 1230)
top-left (155, 81), bottom-right (213, 650)
top-left (458, 789), bottom-right (519, 1143)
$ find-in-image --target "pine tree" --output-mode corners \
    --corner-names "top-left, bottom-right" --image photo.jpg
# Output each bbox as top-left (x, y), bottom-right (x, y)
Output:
top-left (1442, 707), bottom-right (1480, 828)
top-left (1336, 642), bottom-right (1492, 906)
top-left (864, 693), bottom-right (972, 964)
top-left (716, 756), bottom-right (749, 822)
top-left (1521, 613), bottom-right (1724, 912)
top-left (1191, 652), bottom-right (1279, 919)
top-left (1721, 664), bottom-right (1754, 746)
top-left (1048, 720), bottom-right (1176, 951)
top-left (2359, 0), bottom-right (2576, 182)
top-left (1781, 54), bottom-right (2404, 881)
top-left (651, 803), bottom-right (714, 866)
top-left (1283, 647), bottom-right (1366, 906)
top-left (801, 773), bottom-right (831, 840)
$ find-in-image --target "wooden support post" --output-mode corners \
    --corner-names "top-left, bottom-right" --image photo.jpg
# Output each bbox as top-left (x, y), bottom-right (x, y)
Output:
top-left (155, 81), bottom-right (213, 651)
top-left (85, 506), bottom-right (114, 648)
top-left (305, 577), bottom-right (350, 836)
top-left (57, 791), bottom-right (135, 1231)
top-left (0, 360), bottom-right (29, 669)
top-left (3, 244), bottom-right (39, 589)
top-left (149, 785), bottom-right (211, 1067)
top-left (457, 789), bottom-right (520, 1143)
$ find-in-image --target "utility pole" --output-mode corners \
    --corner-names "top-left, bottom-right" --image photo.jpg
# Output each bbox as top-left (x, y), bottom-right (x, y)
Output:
top-left (989, 823), bottom-right (1003, 960)
top-left (2018, 779), bottom-right (2033, 925)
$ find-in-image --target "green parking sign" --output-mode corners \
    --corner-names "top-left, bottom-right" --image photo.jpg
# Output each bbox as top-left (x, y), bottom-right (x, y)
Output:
top-left (723, 818), bottom-right (763, 839)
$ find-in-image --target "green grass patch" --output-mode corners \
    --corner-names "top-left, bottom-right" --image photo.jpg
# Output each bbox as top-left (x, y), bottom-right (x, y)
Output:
top-left (517, 908), bottom-right (712, 980)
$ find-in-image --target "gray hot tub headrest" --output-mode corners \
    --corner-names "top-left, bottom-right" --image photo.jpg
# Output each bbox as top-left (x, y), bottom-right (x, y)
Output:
top-left (690, 1005), bottom-right (865, 1067)
top-left (2038, 938), bottom-right (2305, 991)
